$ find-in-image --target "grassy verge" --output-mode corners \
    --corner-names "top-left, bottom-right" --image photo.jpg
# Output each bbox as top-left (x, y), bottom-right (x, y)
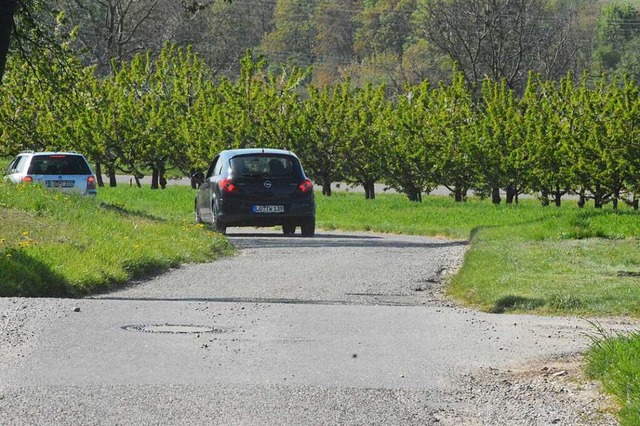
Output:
top-left (586, 327), bottom-right (640, 426)
top-left (0, 182), bottom-right (232, 297)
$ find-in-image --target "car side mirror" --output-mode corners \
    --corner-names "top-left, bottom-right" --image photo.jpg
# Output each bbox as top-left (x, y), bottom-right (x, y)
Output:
top-left (191, 172), bottom-right (205, 188)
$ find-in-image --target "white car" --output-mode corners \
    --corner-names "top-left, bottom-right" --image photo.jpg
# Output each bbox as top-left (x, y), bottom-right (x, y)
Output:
top-left (5, 151), bottom-right (97, 196)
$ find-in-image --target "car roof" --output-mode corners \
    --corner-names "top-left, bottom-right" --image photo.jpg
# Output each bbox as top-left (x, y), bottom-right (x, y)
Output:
top-left (26, 151), bottom-right (85, 156)
top-left (220, 148), bottom-right (298, 158)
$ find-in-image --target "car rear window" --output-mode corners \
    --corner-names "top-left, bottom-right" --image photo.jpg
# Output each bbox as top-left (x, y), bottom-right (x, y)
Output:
top-left (230, 155), bottom-right (298, 178)
top-left (28, 155), bottom-right (92, 175)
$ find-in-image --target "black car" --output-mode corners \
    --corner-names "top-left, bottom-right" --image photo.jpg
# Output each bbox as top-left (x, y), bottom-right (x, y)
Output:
top-left (195, 148), bottom-right (316, 236)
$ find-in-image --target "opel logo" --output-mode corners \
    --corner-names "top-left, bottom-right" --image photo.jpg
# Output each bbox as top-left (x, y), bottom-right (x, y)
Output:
top-left (263, 180), bottom-right (272, 189)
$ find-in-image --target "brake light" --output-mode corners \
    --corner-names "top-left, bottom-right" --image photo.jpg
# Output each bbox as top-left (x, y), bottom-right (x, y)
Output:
top-left (87, 176), bottom-right (96, 190)
top-left (220, 178), bottom-right (237, 193)
top-left (22, 176), bottom-right (33, 183)
top-left (298, 179), bottom-right (313, 193)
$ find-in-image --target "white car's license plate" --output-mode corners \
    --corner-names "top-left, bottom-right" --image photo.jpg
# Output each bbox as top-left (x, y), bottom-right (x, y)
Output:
top-left (46, 180), bottom-right (74, 188)
top-left (252, 205), bottom-right (284, 213)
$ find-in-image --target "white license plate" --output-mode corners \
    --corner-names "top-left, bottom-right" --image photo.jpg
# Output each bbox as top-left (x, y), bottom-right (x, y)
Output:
top-left (46, 180), bottom-right (74, 188)
top-left (252, 205), bottom-right (284, 213)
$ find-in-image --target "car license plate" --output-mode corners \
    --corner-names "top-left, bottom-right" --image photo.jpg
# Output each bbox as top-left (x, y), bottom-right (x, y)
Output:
top-left (46, 180), bottom-right (74, 188)
top-left (252, 205), bottom-right (284, 214)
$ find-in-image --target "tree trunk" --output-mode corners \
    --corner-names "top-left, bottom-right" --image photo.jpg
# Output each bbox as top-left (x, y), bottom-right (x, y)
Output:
top-left (540, 190), bottom-right (549, 207)
top-left (151, 166), bottom-right (159, 189)
top-left (95, 162), bottom-right (105, 188)
top-left (159, 163), bottom-right (167, 189)
top-left (505, 186), bottom-right (516, 204)
top-left (554, 186), bottom-right (563, 207)
top-left (364, 181), bottom-right (375, 199)
top-left (322, 177), bottom-right (332, 196)
top-left (594, 191), bottom-right (605, 208)
top-left (453, 185), bottom-right (465, 202)
top-left (406, 185), bottom-right (421, 202)
top-left (578, 190), bottom-right (586, 208)
top-left (108, 167), bottom-right (117, 187)
top-left (491, 186), bottom-right (501, 205)
top-left (612, 188), bottom-right (620, 210)
top-left (0, 0), bottom-right (18, 85)
top-left (594, 198), bottom-right (603, 209)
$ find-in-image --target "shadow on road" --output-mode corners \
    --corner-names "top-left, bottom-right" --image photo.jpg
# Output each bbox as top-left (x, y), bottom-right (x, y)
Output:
top-left (90, 295), bottom-right (420, 306)
top-left (227, 231), bottom-right (468, 250)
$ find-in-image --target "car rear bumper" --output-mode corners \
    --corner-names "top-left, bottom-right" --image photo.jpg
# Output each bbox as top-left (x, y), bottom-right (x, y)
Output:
top-left (217, 198), bottom-right (315, 227)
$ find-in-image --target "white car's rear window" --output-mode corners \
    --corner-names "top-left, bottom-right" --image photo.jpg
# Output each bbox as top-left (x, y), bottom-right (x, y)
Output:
top-left (28, 155), bottom-right (92, 175)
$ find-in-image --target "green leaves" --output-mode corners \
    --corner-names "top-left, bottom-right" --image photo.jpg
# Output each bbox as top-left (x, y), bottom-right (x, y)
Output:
top-left (2, 45), bottom-right (640, 207)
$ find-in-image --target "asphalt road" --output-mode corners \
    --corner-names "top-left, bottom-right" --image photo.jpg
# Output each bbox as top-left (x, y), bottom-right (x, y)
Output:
top-left (0, 229), bottom-right (635, 425)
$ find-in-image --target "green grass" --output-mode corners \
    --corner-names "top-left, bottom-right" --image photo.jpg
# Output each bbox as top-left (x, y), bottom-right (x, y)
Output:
top-left (451, 235), bottom-right (640, 316)
top-left (586, 327), bottom-right (640, 426)
top-left (0, 182), bottom-right (232, 297)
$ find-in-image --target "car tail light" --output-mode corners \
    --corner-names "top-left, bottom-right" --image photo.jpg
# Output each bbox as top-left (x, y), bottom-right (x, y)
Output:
top-left (298, 179), bottom-right (313, 193)
top-left (220, 178), bottom-right (237, 193)
top-left (87, 176), bottom-right (96, 190)
top-left (22, 176), bottom-right (33, 183)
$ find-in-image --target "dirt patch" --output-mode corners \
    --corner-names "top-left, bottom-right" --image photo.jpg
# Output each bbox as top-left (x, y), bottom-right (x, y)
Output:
top-left (432, 353), bottom-right (619, 425)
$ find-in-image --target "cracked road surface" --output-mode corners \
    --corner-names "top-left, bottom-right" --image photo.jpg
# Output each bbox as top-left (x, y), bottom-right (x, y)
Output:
top-left (0, 229), bottom-right (635, 425)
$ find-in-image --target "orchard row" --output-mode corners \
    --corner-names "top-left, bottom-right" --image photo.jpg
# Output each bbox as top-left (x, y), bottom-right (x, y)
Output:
top-left (1, 44), bottom-right (639, 208)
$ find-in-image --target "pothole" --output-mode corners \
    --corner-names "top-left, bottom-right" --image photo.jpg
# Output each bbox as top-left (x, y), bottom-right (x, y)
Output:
top-left (121, 324), bottom-right (227, 334)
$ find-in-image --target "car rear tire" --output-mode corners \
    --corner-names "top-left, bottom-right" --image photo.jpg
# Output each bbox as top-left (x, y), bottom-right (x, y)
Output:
top-left (282, 224), bottom-right (296, 235)
top-left (300, 218), bottom-right (315, 237)
top-left (211, 202), bottom-right (226, 234)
